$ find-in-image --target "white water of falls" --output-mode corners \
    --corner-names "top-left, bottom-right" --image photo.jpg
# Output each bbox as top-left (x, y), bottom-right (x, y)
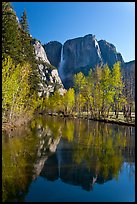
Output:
top-left (95, 39), bottom-right (102, 60)
top-left (58, 46), bottom-right (65, 80)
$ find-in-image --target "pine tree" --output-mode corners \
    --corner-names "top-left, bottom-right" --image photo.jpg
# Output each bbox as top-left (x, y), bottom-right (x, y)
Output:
top-left (20, 10), bottom-right (35, 63)
top-left (20, 9), bottom-right (29, 33)
top-left (2, 2), bottom-right (23, 63)
top-left (20, 10), bottom-right (40, 93)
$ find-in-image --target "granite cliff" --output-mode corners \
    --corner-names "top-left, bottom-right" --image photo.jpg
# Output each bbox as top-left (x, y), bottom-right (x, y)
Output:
top-left (98, 39), bottom-right (124, 67)
top-left (33, 40), bottom-right (65, 97)
top-left (44, 34), bottom-right (130, 89)
top-left (43, 41), bottom-right (62, 68)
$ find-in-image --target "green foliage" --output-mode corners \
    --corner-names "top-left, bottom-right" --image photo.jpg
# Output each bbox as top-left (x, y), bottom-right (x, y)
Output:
top-left (2, 2), bottom-right (23, 63)
top-left (20, 10), bottom-right (29, 33)
top-left (2, 56), bottom-right (39, 124)
top-left (43, 62), bottom-right (129, 121)
top-left (74, 72), bottom-right (86, 94)
top-left (2, 127), bottom-right (40, 202)
top-left (62, 88), bottom-right (75, 115)
top-left (112, 62), bottom-right (126, 116)
top-left (19, 10), bottom-right (36, 64)
top-left (2, 3), bottom-right (41, 126)
top-left (100, 65), bottom-right (115, 116)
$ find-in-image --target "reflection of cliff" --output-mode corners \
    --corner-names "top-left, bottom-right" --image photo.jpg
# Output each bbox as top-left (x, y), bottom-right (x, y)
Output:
top-left (58, 149), bottom-right (99, 191)
top-left (40, 146), bottom-right (98, 191)
top-left (39, 131), bottom-right (135, 191)
top-left (40, 154), bottom-right (59, 181)
top-left (32, 133), bottom-right (61, 180)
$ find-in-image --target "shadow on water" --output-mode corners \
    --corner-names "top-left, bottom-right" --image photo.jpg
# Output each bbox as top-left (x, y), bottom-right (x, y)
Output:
top-left (2, 115), bottom-right (135, 202)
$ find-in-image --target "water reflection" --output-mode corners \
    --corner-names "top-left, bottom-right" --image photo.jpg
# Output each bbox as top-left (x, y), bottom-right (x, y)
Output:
top-left (2, 115), bottom-right (135, 202)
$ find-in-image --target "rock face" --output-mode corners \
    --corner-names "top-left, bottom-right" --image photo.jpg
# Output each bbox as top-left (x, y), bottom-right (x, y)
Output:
top-left (33, 40), bottom-right (65, 97)
top-left (43, 41), bottom-right (62, 68)
top-left (41, 34), bottom-right (134, 91)
top-left (98, 40), bottom-right (124, 67)
top-left (122, 60), bottom-right (135, 101)
top-left (45, 34), bottom-right (125, 89)
top-left (33, 40), bottom-right (50, 63)
top-left (123, 60), bottom-right (135, 71)
top-left (63, 34), bottom-right (102, 73)
top-left (62, 34), bottom-right (103, 88)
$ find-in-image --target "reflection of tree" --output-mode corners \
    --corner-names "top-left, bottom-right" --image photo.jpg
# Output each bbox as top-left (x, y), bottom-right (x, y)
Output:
top-left (2, 116), bottom-right (62, 202)
top-left (2, 128), bottom-right (39, 202)
top-left (72, 121), bottom-right (134, 184)
top-left (62, 119), bottom-right (74, 142)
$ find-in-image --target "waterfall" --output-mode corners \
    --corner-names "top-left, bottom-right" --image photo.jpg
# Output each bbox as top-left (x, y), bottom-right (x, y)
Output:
top-left (58, 45), bottom-right (65, 80)
top-left (95, 39), bottom-right (102, 60)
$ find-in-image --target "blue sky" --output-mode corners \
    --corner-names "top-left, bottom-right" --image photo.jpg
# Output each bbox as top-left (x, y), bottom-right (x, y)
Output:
top-left (11, 2), bottom-right (135, 62)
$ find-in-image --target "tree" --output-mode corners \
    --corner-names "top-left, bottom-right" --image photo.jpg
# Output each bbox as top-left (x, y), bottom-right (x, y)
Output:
top-left (82, 69), bottom-right (94, 116)
top-left (2, 2), bottom-right (23, 63)
top-left (100, 64), bottom-right (114, 117)
top-left (20, 9), bottom-right (29, 33)
top-left (19, 10), bottom-right (40, 94)
top-left (2, 56), bottom-right (38, 124)
top-left (111, 62), bottom-right (125, 118)
top-left (62, 88), bottom-right (75, 115)
top-left (75, 93), bottom-right (86, 116)
top-left (74, 72), bottom-right (86, 94)
top-left (92, 66), bottom-right (103, 118)
top-left (74, 72), bottom-right (86, 114)
top-left (20, 10), bottom-right (35, 63)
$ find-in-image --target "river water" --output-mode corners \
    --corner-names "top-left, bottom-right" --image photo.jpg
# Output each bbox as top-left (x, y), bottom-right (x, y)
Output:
top-left (2, 115), bottom-right (135, 202)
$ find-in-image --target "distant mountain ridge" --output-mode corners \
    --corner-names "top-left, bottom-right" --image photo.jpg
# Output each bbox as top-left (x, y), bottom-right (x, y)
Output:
top-left (43, 34), bottom-right (135, 89)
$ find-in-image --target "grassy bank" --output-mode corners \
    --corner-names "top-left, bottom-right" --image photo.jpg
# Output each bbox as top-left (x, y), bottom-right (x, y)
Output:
top-left (47, 111), bottom-right (135, 127)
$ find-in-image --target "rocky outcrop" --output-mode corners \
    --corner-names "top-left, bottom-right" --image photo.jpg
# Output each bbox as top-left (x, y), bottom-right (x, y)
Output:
top-left (43, 41), bottom-right (62, 68)
top-left (63, 34), bottom-right (102, 72)
top-left (98, 40), bottom-right (124, 67)
top-left (37, 63), bottom-right (66, 97)
top-left (33, 40), bottom-right (50, 63)
top-left (33, 40), bottom-right (66, 97)
top-left (61, 34), bottom-right (103, 88)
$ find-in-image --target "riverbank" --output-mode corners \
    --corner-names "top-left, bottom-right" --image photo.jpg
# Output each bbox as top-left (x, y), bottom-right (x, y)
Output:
top-left (2, 111), bottom-right (135, 133)
top-left (2, 114), bottom-right (32, 132)
top-left (46, 112), bottom-right (135, 127)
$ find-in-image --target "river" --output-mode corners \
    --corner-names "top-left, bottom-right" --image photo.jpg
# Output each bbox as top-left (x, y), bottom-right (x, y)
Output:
top-left (2, 115), bottom-right (135, 202)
